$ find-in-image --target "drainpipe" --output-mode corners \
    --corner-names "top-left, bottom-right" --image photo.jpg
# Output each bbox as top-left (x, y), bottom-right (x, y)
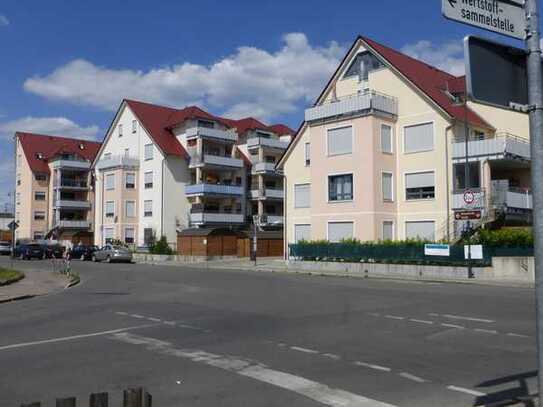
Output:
top-left (283, 173), bottom-right (287, 260)
top-left (161, 157), bottom-right (165, 241)
top-left (445, 124), bottom-right (453, 242)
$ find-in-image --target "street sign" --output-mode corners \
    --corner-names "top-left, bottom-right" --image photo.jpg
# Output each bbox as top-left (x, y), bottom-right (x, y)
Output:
top-left (424, 244), bottom-right (451, 256)
top-left (7, 221), bottom-right (18, 230)
top-left (455, 210), bottom-right (482, 220)
top-left (463, 189), bottom-right (476, 205)
top-left (442, 0), bottom-right (527, 40)
top-left (465, 35), bottom-right (529, 109)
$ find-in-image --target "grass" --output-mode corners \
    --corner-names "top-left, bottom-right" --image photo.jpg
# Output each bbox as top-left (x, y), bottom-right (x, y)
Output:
top-left (0, 268), bottom-right (24, 286)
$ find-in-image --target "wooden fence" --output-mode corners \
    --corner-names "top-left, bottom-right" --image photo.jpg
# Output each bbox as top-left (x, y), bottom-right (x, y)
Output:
top-left (20, 387), bottom-right (151, 407)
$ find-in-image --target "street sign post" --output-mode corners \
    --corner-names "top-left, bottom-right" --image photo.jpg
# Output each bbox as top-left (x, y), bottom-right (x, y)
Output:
top-left (442, 0), bottom-right (527, 40)
top-left (454, 210), bottom-right (482, 220)
top-left (463, 189), bottom-right (476, 205)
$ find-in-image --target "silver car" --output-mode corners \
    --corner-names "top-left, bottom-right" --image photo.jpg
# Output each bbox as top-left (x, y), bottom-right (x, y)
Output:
top-left (91, 244), bottom-right (132, 263)
top-left (0, 241), bottom-right (12, 255)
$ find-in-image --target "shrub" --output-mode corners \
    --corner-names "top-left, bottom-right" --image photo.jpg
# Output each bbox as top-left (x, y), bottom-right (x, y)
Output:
top-left (150, 236), bottom-right (174, 255)
top-left (472, 228), bottom-right (533, 247)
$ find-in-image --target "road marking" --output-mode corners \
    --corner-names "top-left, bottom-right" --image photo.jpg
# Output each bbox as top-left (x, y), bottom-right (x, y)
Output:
top-left (399, 372), bottom-right (427, 383)
top-left (409, 319), bottom-right (433, 325)
top-left (354, 361), bottom-right (392, 372)
top-left (277, 343), bottom-right (287, 347)
top-left (0, 324), bottom-right (158, 352)
top-left (439, 314), bottom-right (495, 324)
top-left (447, 385), bottom-right (486, 397)
top-left (163, 321), bottom-right (176, 326)
top-left (115, 311), bottom-right (128, 316)
top-left (368, 312), bottom-right (381, 317)
top-left (506, 332), bottom-right (530, 338)
top-left (131, 314), bottom-right (144, 319)
top-left (112, 333), bottom-right (396, 407)
top-left (474, 328), bottom-right (498, 335)
top-left (148, 317), bottom-right (162, 322)
top-left (441, 323), bottom-right (465, 329)
top-left (322, 353), bottom-right (341, 360)
top-left (385, 315), bottom-right (404, 320)
top-left (290, 346), bottom-right (319, 354)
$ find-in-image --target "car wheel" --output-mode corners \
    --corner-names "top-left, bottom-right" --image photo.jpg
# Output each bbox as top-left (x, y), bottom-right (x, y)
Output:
top-left (80, 254), bottom-right (86, 261)
top-left (92, 254), bottom-right (98, 262)
top-left (106, 255), bottom-right (112, 263)
top-left (18, 253), bottom-right (24, 260)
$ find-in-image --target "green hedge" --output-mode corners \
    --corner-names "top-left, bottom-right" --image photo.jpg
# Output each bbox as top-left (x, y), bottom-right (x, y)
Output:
top-left (471, 228), bottom-right (533, 247)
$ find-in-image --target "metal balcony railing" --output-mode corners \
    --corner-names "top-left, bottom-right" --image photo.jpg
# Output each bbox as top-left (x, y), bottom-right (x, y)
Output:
top-left (50, 159), bottom-right (91, 170)
top-left (185, 183), bottom-right (243, 196)
top-left (261, 215), bottom-right (284, 225)
top-left (54, 200), bottom-right (91, 209)
top-left (252, 162), bottom-right (279, 174)
top-left (452, 186), bottom-right (533, 210)
top-left (95, 155), bottom-right (139, 170)
top-left (189, 211), bottom-right (245, 225)
top-left (247, 137), bottom-right (289, 150)
top-left (189, 154), bottom-right (244, 169)
top-left (56, 179), bottom-right (88, 188)
top-left (55, 220), bottom-right (91, 229)
top-left (186, 126), bottom-right (237, 143)
top-left (452, 133), bottom-right (530, 161)
top-left (250, 189), bottom-right (284, 199)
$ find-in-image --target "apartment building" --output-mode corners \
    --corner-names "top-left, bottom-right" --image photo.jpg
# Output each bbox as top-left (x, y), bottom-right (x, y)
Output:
top-left (278, 36), bottom-right (530, 247)
top-left (14, 132), bottom-right (101, 243)
top-left (93, 99), bottom-right (293, 248)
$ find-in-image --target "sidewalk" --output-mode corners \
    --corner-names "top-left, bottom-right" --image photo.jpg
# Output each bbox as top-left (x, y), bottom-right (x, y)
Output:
top-left (0, 271), bottom-right (69, 303)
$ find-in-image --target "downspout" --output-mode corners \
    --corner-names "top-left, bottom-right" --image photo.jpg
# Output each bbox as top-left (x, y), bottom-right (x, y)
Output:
top-left (445, 123), bottom-right (453, 242)
top-left (101, 171), bottom-right (105, 246)
top-left (283, 173), bottom-right (287, 260)
top-left (161, 157), bottom-right (165, 241)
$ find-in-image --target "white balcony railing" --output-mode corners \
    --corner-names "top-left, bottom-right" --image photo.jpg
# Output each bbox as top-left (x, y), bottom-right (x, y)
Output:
top-left (55, 179), bottom-right (88, 189)
top-left (452, 189), bottom-right (486, 210)
top-left (250, 189), bottom-right (284, 199)
top-left (452, 187), bottom-right (532, 210)
top-left (186, 126), bottom-right (237, 143)
top-left (55, 220), bottom-right (91, 229)
top-left (185, 183), bottom-right (243, 196)
top-left (305, 90), bottom-right (398, 122)
top-left (55, 200), bottom-right (91, 209)
top-left (263, 215), bottom-right (284, 225)
top-left (452, 133), bottom-right (530, 161)
top-left (252, 162), bottom-right (279, 174)
top-left (247, 137), bottom-right (289, 150)
top-left (95, 155), bottom-right (139, 170)
top-left (50, 159), bottom-right (91, 170)
top-left (190, 212), bottom-right (245, 225)
top-left (190, 154), bottom-right (244, 169)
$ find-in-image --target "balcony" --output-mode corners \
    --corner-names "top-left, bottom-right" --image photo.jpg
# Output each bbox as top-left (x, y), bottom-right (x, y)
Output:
top-left (247, 137), bottom-right (289, 151)
top-left (190, 211), bottom-right (245, 225)
top-left (50, 159), bottom-right (91, 170)
top-left (452, 188), bottom-right (486, 210)
top-left (55, 220), bottom-right (91, 229)
top-left (452, 187), bottom-right (532, 210)
top-left (54, 200), bottom-right (91, 209)
top-left (185, 183), bottom-right (243, 197)
top-left (55, 179), bottom-right (88, 190)
top-left (305, 90), bottom-right (398, 122)
top-left (260, 215), bottom-right (284, 225)
top-left (186, 126), bottom-right (237, 143)
top-left (189, 154), bottom-right (244, 169)
top-left (250, 189), bottom-right (284, 199)
top-left (252, 162), bottom-right (280, 175)
top-left (452, 133), bottom-right (530, 162)
top-left (95, 155), bottom-right (139, 170)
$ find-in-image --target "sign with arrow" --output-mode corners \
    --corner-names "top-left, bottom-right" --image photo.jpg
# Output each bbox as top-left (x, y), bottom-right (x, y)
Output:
top-left (442, 0), bottom-right (527, 40)
top-left (7, 221), bottom-right (18, 231)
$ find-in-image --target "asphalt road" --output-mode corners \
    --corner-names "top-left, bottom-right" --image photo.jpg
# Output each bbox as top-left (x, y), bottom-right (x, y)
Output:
top-left (0, 257), bottom-right (537, 406)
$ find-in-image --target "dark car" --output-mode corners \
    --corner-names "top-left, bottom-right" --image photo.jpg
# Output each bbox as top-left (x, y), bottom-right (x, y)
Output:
top-left (71, 245), bottom-right (98, 261)
top-left (42, 244), bottom-right (64, 259)
top-left (13, 243), bottom-right (45, 260)
top-left (0, 241), bottom-right (11, 255)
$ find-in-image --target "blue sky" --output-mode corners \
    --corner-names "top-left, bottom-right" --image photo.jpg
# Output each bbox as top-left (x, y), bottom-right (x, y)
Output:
top-left (0, 0), bottom-right (529, 210)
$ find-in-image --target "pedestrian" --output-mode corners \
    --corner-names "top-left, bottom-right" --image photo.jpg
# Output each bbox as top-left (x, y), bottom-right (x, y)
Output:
top-left (63, 247), bottom-right (72, 275)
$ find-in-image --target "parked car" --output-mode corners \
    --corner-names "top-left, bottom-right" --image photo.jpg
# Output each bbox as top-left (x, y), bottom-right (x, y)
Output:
top-left (92, 245), bottom-right (132, 263)
top-left (13, 243), bottom-right (45, 260)
top-left (42, 244), bottom-right (65, 259)
top-left (71, 245), bottom-right (98, 261)
top-left (0, 241), bottom-right (11, 255)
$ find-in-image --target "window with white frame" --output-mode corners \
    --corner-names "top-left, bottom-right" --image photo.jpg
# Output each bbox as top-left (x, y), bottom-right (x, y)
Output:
top-left (144, 171), bottom-right (153, 189)
top-left (125, 201), bottom-right (135, 218)
top-left (144, 144), bottom-right (154, 160)
top-left (405, 171), bottom-right (435, 200)
top-left (132, 120), bottom-right (137, 133)
top-left (327, 126), bottom-right (352, 156)
top-left (34, 211), bottom-right (45, 221)
top-left (405, 221), bottom-right (435, 241)
top-left (382, 221), bottom-right (394, 240)
top-left (294, 184), bottom-right (310, 208)
top-left (125, 173), bottom-right (135, 189)
top-left (294, 224), bottom-right (311, 243)
top-left (105, 201), bottom-right (115, 218)
top-left (144, 200), bottom-right (153, 217)
top-left (104, 227), bottom-right (114, 244)
top-left (124, 227), bottom-right (135, 244)
top-left (382, 172), bottom-right (393, 201)
top-left (328, 174), bottom-right (353, 202)
top-left (34, 191), bottom-right (46, 201)
top-left (305, 143), bottom-right (311, 166)
top-left (16, 173), bottom-right (21, 186)
top-left (328, 222), bottom-right (354, 243)
top-left (118, 124), bottom-right (123, 137)
top-left (404, 123), bottom-right (434, 153)
top-left (105, 173), bottom-right (115, 190)
top-left (381, 124), bottom-right (393, 153)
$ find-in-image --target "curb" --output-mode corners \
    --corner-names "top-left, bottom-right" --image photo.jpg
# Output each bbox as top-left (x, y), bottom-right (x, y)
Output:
top-left (65, 274), bottom-right (80, 289)
top-left (0, 294), bottom-right (36, 304)
top-left (0, 272), bottom-right (25, 287)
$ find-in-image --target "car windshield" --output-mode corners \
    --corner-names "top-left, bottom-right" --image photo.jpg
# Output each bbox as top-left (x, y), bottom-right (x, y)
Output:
top-left (0, 242), bottom-right (10, 247)
top-left (28, 244), bottom-right (41, 249)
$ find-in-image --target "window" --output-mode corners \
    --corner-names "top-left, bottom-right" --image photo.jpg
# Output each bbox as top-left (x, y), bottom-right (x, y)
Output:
top-left (16, 192), bottom-right (20, 205)
top-left (144, 171), bottom-right (153, 189)
top-left (343, 51), bottom-right (385, 79)
top-left (132, 120), bottom-right (137, 133)
top-left (33, 232), bottom-right (44, 240)
top-left (34, 211), bottom-right (45, 221)
top-left (125, 173), bottom-right (135, 189)
top-left (17, 154), bottom-right (21, 169)
top-left (104, 153), bottom-right (112, 160)
top-left (144, 200), bottom-right (153, 217)
top-left (327, 126), bottom-right (352, 156)
top-left (144, 228), bottom-right (154, 246)
top-left (198, 119), bottom-right (214, 129)
top-left (35, 174), bottom-right (46, 181)
top-left (144, 144), bottom-right (154, 160)
top-left (124, 148), bottom-right (130, 157)
top-left (35, 191), bottom-right (46, 201)
top-left (188, 139), bottom-right (197, 147)
top-left (104, 227), bottom-right (114, 244)
top-left (125, 227), bottom-right (135, 244)
top-left (125, 201), bottom-right (135, 218)
top-left (105, 174), bottom-right (115, 190)
top-left (382, 172), bottom-right (393, 201)
top-left (105, 201), bottom-right (115, 218)
top-left (453, 162), bottom-right (481, 190)
top-left (382, 221), bottom-right (394, 241)
top-left (328, 174), bottom-right (353, 202)
top-left (294, 224), bottom-right (311, 243)
top-left (404, 123), bottom-right (434, 153)
top-left (305, 143), bottom-right (311, 166)
top-left (405, 171), bottom-right (435, 200)
top-left (328, 222), bottom-right (354, 242)
top-left (381, 124), bottom-right (393, 153)
top-left (405, 221), bottom-right (435, 241)
top-left (294, 184), bottom-right (310, 208)
top-left (17, 173), bottom-right (21, 186)
top-left (118, 124), bottom-right (123, 137)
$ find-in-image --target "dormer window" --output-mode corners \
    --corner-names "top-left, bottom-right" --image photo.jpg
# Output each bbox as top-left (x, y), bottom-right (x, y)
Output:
top-left (343, 51), bottom-right (384, 80)
top-left (256, 131), bottom-right (272, 139)
top-left (79, 143), bottom-right (85, 150)
top-left (198, 119), bottom-right (215, 129)
top-left (35, 153), bottom-right (44, 160)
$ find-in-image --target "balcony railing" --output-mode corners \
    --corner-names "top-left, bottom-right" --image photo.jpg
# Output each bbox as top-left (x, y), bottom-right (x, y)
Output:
top-left (54, 200), bottom-right (91, 209)
top-left (261, 215), bottom-right (284, 225)
top-left (186, 126), bottom-right (237, 143)
top-left (56, 179), bottom-right (88, 189)
top-left (452, 186), bottom-right (532, 210)
top-left (189, 154), bottom-right (244, 169)
top-left (452, 188), bottom-right (486, 210)
top-left (189, 211), bottom-right (245, 225)
top-left (55, 220), bottom-right (91, 229)
top-left (185, 183), bottom-right (243, 196)
top-left (95, 155), bottom-right (139, 170)
top-left (250, 189), bottom-right (284, 199)
top-left (305, 90), bottom-right (398, 122)
top-left (50, 159), bottom-right (91, 170)
top-left (247, 137), bottom-right (289, 151)
top-left (252, 162), bottom-right (279, 174)
top-left (452, 133), bottom-right (530, 161)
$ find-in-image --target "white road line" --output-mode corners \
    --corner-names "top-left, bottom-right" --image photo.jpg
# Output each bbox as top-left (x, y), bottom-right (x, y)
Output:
top-left (277, 343), bottom-right (287, 347)
top-left (163, 321), bottom-right (176, 326)
top-left (385, 315), bottom-right (404, 320)
top-left (506, 332), bottom-right (530, 338)
top-left (112, 333), bottom-right (396, 407)
top-left (368, 313), bottom-right (381, 317)
top-left (354, 361), bottom-right (392, 372)
top-left (474, 328), bottom-right (498, 334)
top-left (409, 319), bottom-right (434, 325)
top-left (441, 323), bottom-right (465, 329)
top-left (0, 324), bottom-right (158, 352)
top-left (130, 314), bottom-right (144, 319)
top-left (115, 311), bottom-right (128, 316)
top-left (447, 385), bottom-right (486, 397)
top-left (148, 317), bottom-right (162, 322)
top-left (399, 372), bottom-right (427, 383)
top-left (441, 314), bottom-right (495, 324)
top-left (322, 353), bottom-right (341, 360)
top-left (290, 346), bottom-right (320, 354)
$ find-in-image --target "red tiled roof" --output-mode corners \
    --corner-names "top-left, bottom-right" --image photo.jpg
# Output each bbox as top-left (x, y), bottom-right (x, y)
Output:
top-left (446, 76), bottom-right (467, 95)
top-left (222, 117), bottom-right (270, 135)
top-left (16, 132), bottom-right (101, 174)
top-left (164, 105), bottom-right (223, 129)
top-left (269, 124), bottom-right (295, 136)
top-left (361, 37), bottom-right (491, 129)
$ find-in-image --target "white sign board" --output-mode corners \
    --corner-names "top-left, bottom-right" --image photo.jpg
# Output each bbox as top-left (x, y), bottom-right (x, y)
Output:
top-left (442, 0), bottom-right (526, 40)
top-left (464, 244), bottom-right (484, 260)
top-left (425, 244), bottom-right (451, 257)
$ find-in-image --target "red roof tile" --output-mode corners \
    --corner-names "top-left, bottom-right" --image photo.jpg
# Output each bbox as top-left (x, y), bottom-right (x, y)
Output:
top-left (269, 124), bottom-right (295, 136)
top-left (222, 117), bottom-right (270, 135)
top-left (16, 132), bottom-right (101, 174)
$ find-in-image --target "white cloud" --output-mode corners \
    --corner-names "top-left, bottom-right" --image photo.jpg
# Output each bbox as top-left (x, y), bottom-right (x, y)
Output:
top-left (0, 116), bottom-right (100, 141)
top-left (0, 15), bottom-right (9, 27)
top-left (401, 40), bottom-right (465, 76)
top-left (24, 33), bottom-right (345, 121)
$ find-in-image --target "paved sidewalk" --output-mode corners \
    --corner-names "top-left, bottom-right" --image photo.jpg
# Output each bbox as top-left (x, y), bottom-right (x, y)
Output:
top-left (0, 270), bottom-right (69, 303)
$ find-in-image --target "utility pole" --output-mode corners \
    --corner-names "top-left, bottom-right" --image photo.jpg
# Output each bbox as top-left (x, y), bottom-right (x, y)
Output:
top-left (526, 0), bottom-right (543, 402)
top-left (463, 90), bottom-right (474, 279)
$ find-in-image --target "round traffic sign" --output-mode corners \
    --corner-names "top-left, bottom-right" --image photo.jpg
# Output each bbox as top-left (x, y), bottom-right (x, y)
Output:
top-left (463, 189), bottom-right (475, 205)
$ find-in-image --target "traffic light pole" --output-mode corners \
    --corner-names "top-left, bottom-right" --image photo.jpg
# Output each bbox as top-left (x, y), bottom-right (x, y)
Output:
top-left (525, 0), bottom-right (543, 401)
